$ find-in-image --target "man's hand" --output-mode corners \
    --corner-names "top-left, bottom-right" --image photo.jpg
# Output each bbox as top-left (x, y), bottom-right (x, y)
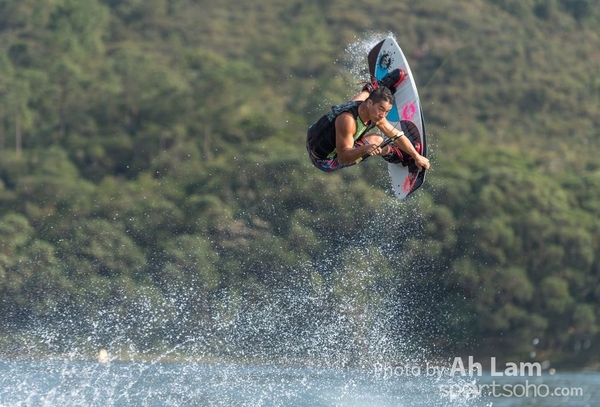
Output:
top-left (365, 144), bottom-right (384, 157)
top-left (414, 154), bottom-right (430, 171)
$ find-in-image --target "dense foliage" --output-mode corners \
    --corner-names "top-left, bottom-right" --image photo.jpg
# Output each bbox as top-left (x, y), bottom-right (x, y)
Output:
top-left (0, 0), bottom-right (599, 367)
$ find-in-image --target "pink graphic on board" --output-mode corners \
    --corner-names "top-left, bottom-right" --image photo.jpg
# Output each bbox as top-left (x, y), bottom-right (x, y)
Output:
top-left (402, 102), bottom-right (417, 121)
top-left (403, 172), bottom-right (417, 193)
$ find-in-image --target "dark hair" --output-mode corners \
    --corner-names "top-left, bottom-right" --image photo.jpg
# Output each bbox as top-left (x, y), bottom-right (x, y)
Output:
top-left (367, 86), bottom-right (394, 105)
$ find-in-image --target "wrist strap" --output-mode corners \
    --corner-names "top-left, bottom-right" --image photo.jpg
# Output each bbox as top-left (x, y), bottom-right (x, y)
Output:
top-left (392, 131), bottom-right (405, 141)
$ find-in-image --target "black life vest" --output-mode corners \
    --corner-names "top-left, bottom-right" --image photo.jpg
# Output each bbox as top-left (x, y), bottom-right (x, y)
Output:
top-left (306, 101), bottom-right (376, 159)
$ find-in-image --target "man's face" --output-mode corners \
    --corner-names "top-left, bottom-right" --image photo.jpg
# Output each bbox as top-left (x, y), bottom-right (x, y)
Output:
top-left (367, 99), bottom-right (393, 122)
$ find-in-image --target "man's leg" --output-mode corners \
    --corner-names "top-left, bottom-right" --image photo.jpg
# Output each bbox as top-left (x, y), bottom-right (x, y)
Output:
top-left (361, 133), bottom-right (383, 144)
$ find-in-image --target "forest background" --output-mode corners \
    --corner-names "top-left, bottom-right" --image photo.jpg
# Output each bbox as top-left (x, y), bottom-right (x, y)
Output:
top-left (0, 0), bottom-right (599, 369)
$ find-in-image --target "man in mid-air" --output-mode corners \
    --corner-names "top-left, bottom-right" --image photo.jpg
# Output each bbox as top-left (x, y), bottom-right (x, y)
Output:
top-left (306, 69), bottom-right (430, 172)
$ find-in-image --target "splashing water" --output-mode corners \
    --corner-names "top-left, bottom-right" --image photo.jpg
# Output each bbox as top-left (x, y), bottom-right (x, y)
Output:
top-left (0, 197), bottom-right (485, 405)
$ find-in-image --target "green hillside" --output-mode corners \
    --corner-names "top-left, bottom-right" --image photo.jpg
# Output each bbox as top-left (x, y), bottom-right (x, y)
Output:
top-left (0, 0), bottom-right (599, 368)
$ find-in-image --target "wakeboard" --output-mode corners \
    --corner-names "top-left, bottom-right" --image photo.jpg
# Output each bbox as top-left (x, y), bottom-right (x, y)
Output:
top-left (368, 37), bottom-right (427, 199)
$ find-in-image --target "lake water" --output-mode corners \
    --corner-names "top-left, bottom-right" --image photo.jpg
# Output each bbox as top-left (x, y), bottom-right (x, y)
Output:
top-left (0, 360), bottom-right (596, 406)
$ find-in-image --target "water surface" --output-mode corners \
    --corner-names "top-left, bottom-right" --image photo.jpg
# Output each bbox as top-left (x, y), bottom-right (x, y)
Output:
top-left (0, 360), bottom-right (596, 406)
